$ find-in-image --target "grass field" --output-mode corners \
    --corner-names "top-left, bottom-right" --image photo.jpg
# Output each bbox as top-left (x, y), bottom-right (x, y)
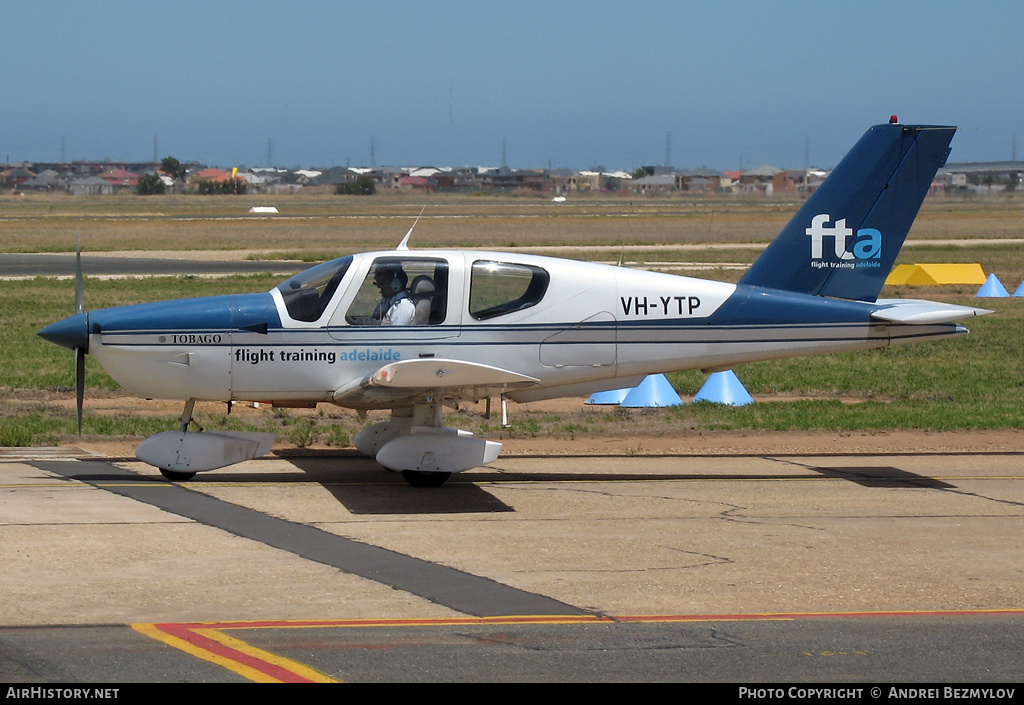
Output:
top-left (1, 191), bottom-right (1022, 446)
top-left (3, 189), bottom-right (1024, 250)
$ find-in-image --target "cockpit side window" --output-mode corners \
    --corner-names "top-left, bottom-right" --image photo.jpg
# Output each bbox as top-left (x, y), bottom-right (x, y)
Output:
top-left (345, 257), bottom-right (449, 326)
top-left (276, 256), bottom-right (353, 322)
top-left (469, 260), bottom-right (549, 320)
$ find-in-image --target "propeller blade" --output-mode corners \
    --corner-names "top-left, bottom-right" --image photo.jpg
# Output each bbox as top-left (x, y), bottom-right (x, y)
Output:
top-left (75, 236), bottom-right (86, 433)
top-left (75, 347), bottom-right (85, 435)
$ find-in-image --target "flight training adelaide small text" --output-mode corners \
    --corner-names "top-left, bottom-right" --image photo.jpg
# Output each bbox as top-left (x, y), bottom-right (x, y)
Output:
top-left (234, 347), bottom-right (399, 366)
top-left (738, 687), bottom-right (1017, 701)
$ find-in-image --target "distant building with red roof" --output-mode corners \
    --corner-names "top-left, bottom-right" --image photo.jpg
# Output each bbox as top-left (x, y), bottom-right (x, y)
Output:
top-left (189, 168), bottom-right (233, 183)
top-left (98, 168), bottom-right (139, 188)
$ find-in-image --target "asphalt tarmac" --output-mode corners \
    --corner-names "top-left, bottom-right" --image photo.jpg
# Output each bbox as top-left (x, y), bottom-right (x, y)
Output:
top-left (0, 446), bottom-right (1021, 682)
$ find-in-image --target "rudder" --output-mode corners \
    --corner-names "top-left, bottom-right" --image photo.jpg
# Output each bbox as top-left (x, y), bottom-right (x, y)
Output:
top-left (738, 122), bottom-right (955, 302)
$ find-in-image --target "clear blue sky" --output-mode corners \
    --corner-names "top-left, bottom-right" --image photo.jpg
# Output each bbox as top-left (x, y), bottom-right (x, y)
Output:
top-left (2, 1), bottom-right (1022, 171)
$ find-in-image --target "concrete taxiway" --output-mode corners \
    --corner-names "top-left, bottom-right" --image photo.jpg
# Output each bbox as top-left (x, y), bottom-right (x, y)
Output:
top-left (0, 445), bottom-right (1021, 681)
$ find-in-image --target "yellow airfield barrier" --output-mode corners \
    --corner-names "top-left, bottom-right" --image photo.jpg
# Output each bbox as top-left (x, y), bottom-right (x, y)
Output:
top-left (885, 263), bottom-right (987, 286)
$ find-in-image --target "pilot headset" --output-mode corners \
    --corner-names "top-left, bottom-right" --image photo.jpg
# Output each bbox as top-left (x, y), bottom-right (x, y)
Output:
top-left (380, 265), bottom-right (406, 293)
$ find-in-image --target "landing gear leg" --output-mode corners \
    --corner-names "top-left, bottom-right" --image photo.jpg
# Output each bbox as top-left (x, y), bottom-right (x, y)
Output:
top-left (179, 398), bottom-right (197, 432)
top-left (401, 404), bottom-right (451, 486)
top-left (160, 399), bottom-right (198, 481)
top-left (369, 401), bottom-right (500, 487)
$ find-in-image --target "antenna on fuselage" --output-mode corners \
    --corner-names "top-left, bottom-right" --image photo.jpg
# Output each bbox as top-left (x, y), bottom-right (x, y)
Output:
top-left (396, 206), bottom-right (426, 251)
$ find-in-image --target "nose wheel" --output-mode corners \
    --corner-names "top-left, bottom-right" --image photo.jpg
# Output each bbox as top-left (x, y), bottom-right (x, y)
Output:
top-left (401, 470), bottom-right (452, 488)
top-left (159, 468), bottom-right (197, 482)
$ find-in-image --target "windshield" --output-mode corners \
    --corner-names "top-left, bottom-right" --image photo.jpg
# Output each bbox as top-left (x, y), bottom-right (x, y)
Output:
top-left (276, 256), bottom-right (353, 322)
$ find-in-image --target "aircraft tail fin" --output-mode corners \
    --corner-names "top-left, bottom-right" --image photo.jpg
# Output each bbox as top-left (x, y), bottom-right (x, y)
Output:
top-left (738, 122), bottom-right (955, 302)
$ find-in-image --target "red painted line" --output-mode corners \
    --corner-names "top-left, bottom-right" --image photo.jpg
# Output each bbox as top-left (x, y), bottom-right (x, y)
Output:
top-left (615, 609), bottom-right (1024, 622)
top-left (153, 623), bottom-right (324, 683)
top-left (163, 608), bottom-right (1024, 632)
top-left (164, 615), bottom-right (614, 630)
top-left (142, 609), bottom-right (1024, 682)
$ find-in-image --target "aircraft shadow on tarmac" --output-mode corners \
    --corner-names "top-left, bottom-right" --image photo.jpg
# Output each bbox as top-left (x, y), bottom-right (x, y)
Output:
top-left (790, 464), bottom-right (956, 489)
top-left (489, 451), bottom-right (963, 490)
top-left (55, 451), bottom-right (958, 517)
top-left (464, 466), bottom-right (957, 489)
top-left (60, 454), bottom-right (515, 515)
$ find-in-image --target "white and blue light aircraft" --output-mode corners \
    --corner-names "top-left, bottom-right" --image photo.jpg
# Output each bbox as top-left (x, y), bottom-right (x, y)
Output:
top-left (39, 120), bottom-right (990, 486)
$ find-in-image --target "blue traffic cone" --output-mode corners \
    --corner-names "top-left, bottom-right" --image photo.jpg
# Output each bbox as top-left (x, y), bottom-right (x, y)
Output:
top-left (693, 370), bottom-right (754, 406)
top-left (620, 374), bottom-right (682, 408)
top-left (976, 274), bottom-right (1009, 297)
top-left (585, 387), bottom-right (630, 405)
top-left (1014, 279), bottom-right (1024, 297)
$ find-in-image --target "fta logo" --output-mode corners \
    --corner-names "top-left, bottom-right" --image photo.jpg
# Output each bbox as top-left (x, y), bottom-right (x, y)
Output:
top-left (806, 214), bottom-right (882, 269)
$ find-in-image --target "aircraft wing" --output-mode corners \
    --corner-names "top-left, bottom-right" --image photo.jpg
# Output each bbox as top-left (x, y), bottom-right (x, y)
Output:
top-left (332, 358), bottom-right (540, 407)
top-left (870, 299), bottom-right (992, 325)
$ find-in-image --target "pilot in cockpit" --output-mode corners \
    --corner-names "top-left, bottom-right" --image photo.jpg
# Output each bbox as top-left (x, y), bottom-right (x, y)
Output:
top-left (372, 263), bottom-right (415, 325)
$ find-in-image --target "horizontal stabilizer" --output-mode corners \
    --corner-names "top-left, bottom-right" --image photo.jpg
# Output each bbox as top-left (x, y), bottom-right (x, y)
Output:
top-left (870, 299), bottom-right (992, 325)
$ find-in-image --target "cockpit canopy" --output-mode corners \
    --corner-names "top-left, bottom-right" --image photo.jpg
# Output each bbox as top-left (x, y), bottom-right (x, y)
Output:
top-left (276, 252), bottom-right (552, 327)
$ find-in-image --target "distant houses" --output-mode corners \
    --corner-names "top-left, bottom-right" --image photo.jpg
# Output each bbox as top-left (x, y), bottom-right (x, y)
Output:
top-left (98, 168), bottom-right (139, 189)
top-left (2, 166), bottom-right (35, 189)
top-left (20, 169), bottom-right (62, 191)
top-left (2, 161), bottom-right (161, 194)
top-left (69, 176), bottom-right (114, 196)
top-left (0, 156), bottom-right (1019, 197)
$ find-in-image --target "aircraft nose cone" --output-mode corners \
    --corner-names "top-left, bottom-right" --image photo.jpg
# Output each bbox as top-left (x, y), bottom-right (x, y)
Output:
top-left (38, 312), bottom-right (90, 352)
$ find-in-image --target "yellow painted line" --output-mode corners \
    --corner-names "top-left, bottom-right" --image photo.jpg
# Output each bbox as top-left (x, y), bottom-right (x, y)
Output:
top-left (0, 481), bottom-right (176, 489)
top-left (4, 473), bottom-right (1019, 492)
top-left (2, 481), bottom-right (114, 488)
top-left (134, 609), bottom-right (1024, 682)
top-left (132, 622), bottom-right (339, 683)
top-left (193, 628), bottom-right (340, 683)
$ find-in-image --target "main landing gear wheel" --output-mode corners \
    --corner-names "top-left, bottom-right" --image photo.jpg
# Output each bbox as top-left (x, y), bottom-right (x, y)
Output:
top-left (401, 470), bottom-right (452, 488)
top-left (159, 468), bottom-right (196, 482)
